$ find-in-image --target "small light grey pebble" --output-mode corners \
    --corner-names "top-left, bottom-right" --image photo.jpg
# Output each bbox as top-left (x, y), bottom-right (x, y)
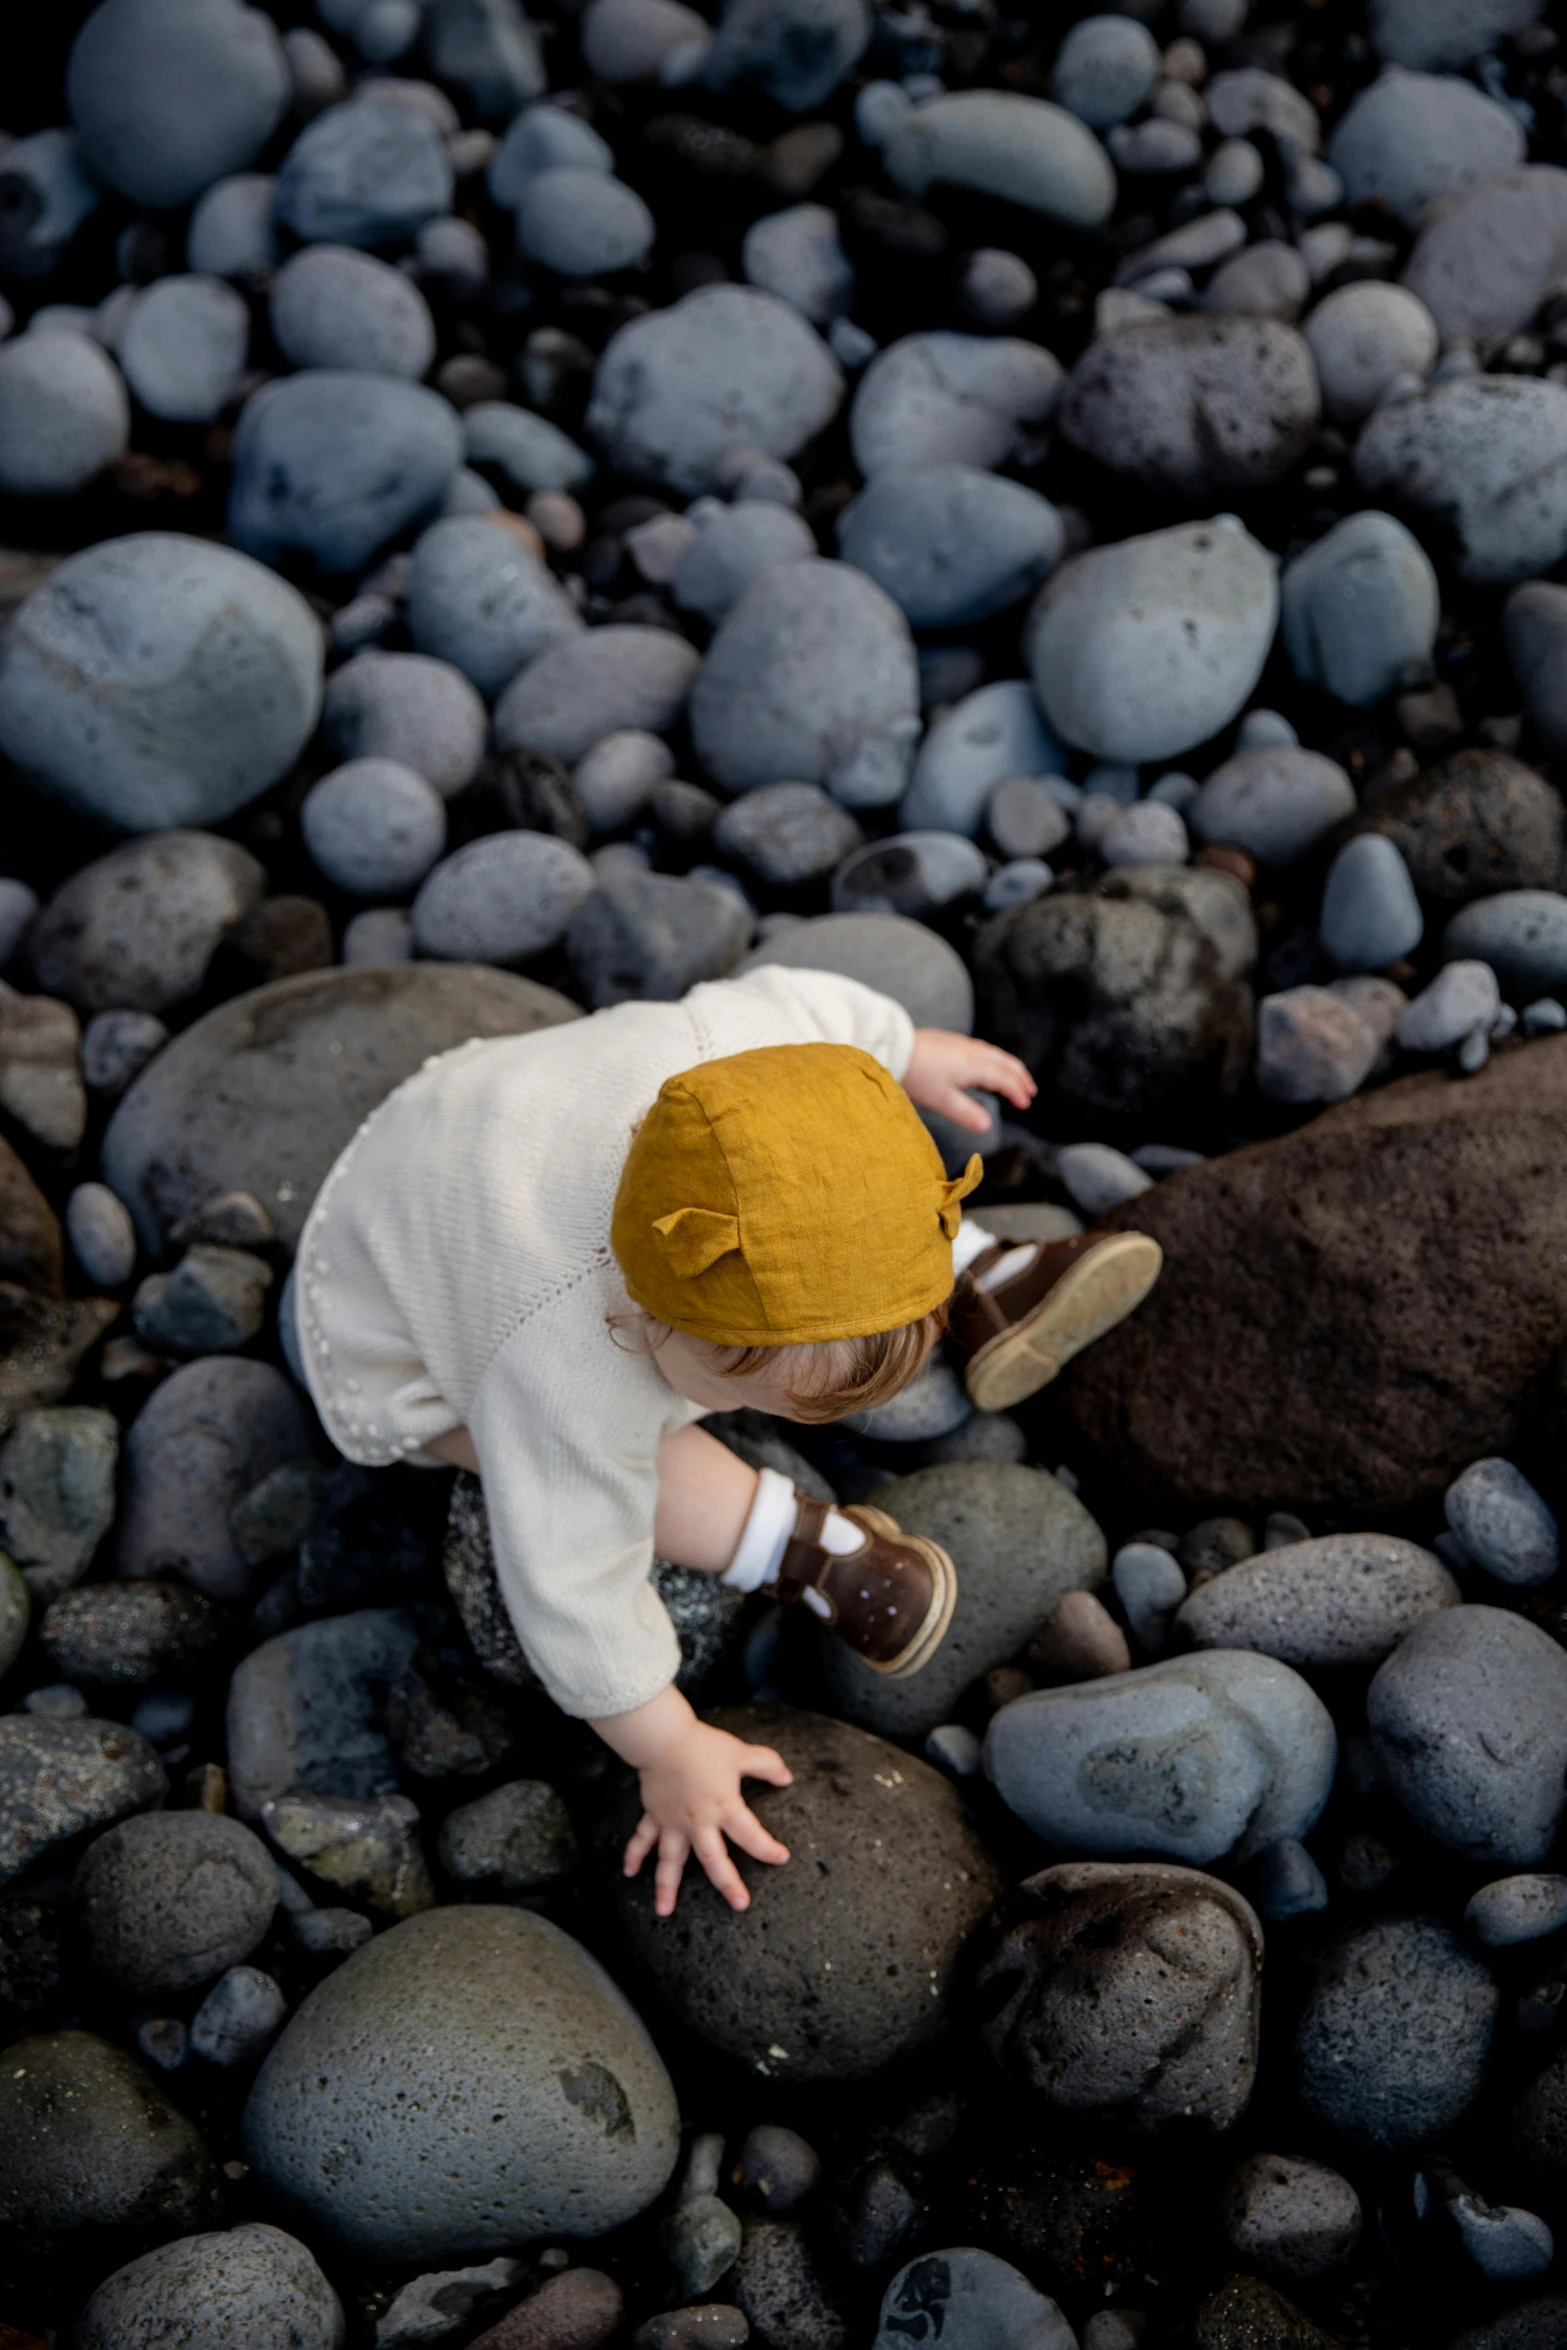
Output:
top-left (1466, 1874), bottom-right (1567, 1948)
top-left (1112, 1541), bottom-right (1188, 1654)
top-left (1445, 1457), bottom-right (1559, 1586)
top-left (190, 1963), bottom-right (288, 2066)
top-left (925, 1723), bottom-right (984, 1777)
top-left (1055, 1142), bottom-right (1153, 1216)
top-left (66, 1183), bottom-right (138, 1288)
top-left (302, 759), bottom-right (447, 897)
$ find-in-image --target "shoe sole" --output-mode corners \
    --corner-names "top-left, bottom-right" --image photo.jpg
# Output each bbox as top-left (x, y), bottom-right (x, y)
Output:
top-left (847, 1506), bottom-right (958, 1678)
top-left (965, 1232), bottom-right (1164, 1415)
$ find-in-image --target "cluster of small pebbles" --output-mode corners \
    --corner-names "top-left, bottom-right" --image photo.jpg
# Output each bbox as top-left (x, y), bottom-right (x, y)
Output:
top-left (7, 0), bottom-right (1567, 2343)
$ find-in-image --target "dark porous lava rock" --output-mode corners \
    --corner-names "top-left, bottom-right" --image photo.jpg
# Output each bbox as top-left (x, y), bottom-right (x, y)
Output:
top-left (603, 1705), bottom-right (1003, 2082)
top-left (1060, 1039), bottom-right (1567, 1518)
top-left (1192, 2270), bottom-right (1346, 2349)
top-left (1351, 748), bottom-right (1567, 906)
top-left (974, 866), bottom-right (1256, 1137)
top-left (102, 963), bottom-right (578, 1252)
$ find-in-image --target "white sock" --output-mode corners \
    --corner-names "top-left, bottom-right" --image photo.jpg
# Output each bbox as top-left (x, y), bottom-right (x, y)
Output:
top-left (721, 1467), bottom-right (797, 1592)
top-left (953, 1218), bottom-right (1038, 1292)
top-left (977, 1243), bottom-right (1036, 1292)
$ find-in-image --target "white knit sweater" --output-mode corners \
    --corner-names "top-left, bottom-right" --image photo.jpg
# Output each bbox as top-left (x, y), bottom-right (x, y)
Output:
top-left (293, 965), bottom-right (916, 1719)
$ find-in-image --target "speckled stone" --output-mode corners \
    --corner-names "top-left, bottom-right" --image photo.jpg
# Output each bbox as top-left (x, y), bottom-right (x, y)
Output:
top-left (0, 2027), bottom-right (223, 2252)
top-left (41, 1580), bottom-right (227, 1688)
top-left (820, 1463), bottom-right (1106, 1737)
top-left (0, 1715), bottom-right (167, 1886)
top-left (1218, 2153), bottom-right (1362, 2283)
top-left (75, 2223), bottom-right (344, 2350)
top-left (74, 1811), bottom-right (277, 1995)
top-left (1296, 1917), bottom-right (1498, 2147)
top-left (244, 1906), bottom-right (680, 2260)
top-left (602, 1705), bottom-right (1002, 2083)
top-left (978, 1861), bottom-right (1263, 2132)
top-left (1174, 1534), bottom-right (1459, 1667)
top-left (116, 1357), bottom-right (322, 1600)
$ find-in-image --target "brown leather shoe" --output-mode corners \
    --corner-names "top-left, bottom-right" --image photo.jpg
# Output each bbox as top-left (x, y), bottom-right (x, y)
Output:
top-left (769, 1494), bottom-right (957, 1677)
top-left (950, 1230), bottom-right (1164, 1412)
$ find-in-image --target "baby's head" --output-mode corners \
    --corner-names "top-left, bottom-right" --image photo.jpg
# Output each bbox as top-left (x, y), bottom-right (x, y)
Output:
top-left (609, 1041), bottom-right (977, 1422)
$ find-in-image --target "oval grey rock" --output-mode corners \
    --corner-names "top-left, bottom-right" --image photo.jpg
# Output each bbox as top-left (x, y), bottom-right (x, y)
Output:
top-left (275, 98), bottom-right (453, 247)
top-left (229, 370), bottom-right (463, 577)
top-left (495, 626), bottom-right (701, 765)
top-left (1355, 375), bottom-right (1567, 585)
top-left (1403, 166), bottom-right (1567, 346)
top-left (1328, 66), bottom-right (1525, 226)
top-left (67, 0), bottom-right (290, 210)
top-left (1443, 892), bottom-right (1567, 1001)
top-left (516, 166), bottom-right (654, 276)
top-left (29, 832), bottom-right (266, 1016)
top-left (1369, 1605), bottom-right (1567, 1864)
top-left (1174, 1534), bottom-right (1460, 1668)
top-left (408, 516), bottom-right (583, 700)
top-left (882, 90), bottom-right (1116, 227)
top-left (838, 466), bottom-right (1063, 628)
top-left (588, 285), bottom-right (842, 495)
top-left (0, 2027), bottom-right (223, 2250)
top-left (116, 1357), bottom-right (321, 1599)
top-left (75, 1811), bottom-right (277, 1995)
top-left (1296, 1916), bottom-right (1498, 2147)
top-left (102, 963), bottom-right (578, 1252)
top-left (1190, 745), bottom-right (1357, 868)
top-left (0, 1716), bottom-right (168, 1887)
top-left (1028, 519), bottom-right (1279, 765)
top-left (1281, 510), bottom-right (1440, 710)
top-left (321, 649), bottom-right (489, 796)
top-left (413, 833), bottom-right (596, 964)
top-left (243, 1905), bottom-right (680, 2260)
top-left (984, 1647), bottom-right (1337, 1864)
top-left (0, 533), bottom-right (323, 833)
top-left (76, 2223), bottom-right (344, 2350)
top-left (820, 1462), bottom-right (1107, 1737)
top-left (0, 332), bottom-right (129, 498)
top-left (736, 910), bottom-right (973, 1031)
top-left (271, 243), bottom-right (437, 377)
top-left (850, 331), bottom-right (1063, 478)
top-left (691, 558), bottom-right (918, 800)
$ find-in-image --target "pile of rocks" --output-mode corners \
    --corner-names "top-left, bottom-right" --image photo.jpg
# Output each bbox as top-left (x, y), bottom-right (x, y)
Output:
top-left (7, 0), bottom-right (1567, 2342)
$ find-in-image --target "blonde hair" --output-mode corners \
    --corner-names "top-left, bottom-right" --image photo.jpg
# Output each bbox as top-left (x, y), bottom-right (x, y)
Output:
top-left (609, 1302), bottom-right (949, 1422)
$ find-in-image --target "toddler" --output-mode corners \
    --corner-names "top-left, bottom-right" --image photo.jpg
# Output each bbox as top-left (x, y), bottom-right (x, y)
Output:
top-left (289, 964), bottom-right (1161, 1915)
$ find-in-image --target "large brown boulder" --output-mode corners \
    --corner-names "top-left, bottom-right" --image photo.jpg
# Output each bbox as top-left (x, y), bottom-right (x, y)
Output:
top-left (1059, 1037), bottom-right (1567, 1518)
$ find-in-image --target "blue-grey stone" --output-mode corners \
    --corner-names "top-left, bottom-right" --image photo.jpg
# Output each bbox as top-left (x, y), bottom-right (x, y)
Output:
top-left (461, 402), bottom-right (594, 496)
top-left (1319, 834), bottom-right (1423, 971)
top-left (243, 1906), bottom-right (680, 2258)
top-left (850, 330), bottom-right (1062, 477)
top-left (1297, 1916), bottom-right (1497, 2147)
top-left (1248, 1836), bottom-right (1329, 1920)
top-left (1369, 1605), bottom-right (1567, 1865)
top-left (1443, 891), bottom-right (1567, 1000)
top-left (488, 102), bottom-right (612, 206)
top-left (75, 2224), bottom-right (342, 2350)
top-left (187, 172), bottom-right (279, 279)
top-left (302, 759), bottom-right (446, 897)
top-left (1100, 800), bottom-right (1189, 867)
top-left (1052, 12), bottom-right (1159, 127)
top-left (1356, 374), bottom-right (1567, 585)
top-left (30, 831), bottom-right (266, 1016)
top-left (985, 1648), bottom-right (1336, 1865)
top-left (424, 0), bottom-right (547, 120)
top-left (1369, 0), bottom-right (1542, 69)
top-left (406, 516), bottom-right (582, 697)
top-left (495, 626), bottom-right (700, 764)
top-left (743, 203), bottom-right (854, 324)
top-left (1467, 1874), bottom-right (1567, 1949)
top-left (567, 870), bottom-right (752, 1008)
top-left (1055, 1141), bottom-right (1152, 1216)
top-left (874, 2250), bottom-right (1073, 2350)
top-left (589, 285), bottom-right (841, 495)
top-left (986, 775), bottom-right (1071, 862)
top-left (1111, 1540), bottom-right (1187, 1653)
top-left (1504, 580), bottom-right (1567, 759)
top-left (227, 1608), bottom-right (421, 1820)
top-left (735, 910), bottom-right (973, 1030)
top-left (412, 832), bottom-right (596, 963)
top-left (830, 832), bottom-right (988, 919)
top-left (271, 244), bottom-right (435, 378)
top-left (1175, 1534), bottom-right (1460, 1668)
top-left (119, 275), bottom-right (250, 425)
top-left (1398, 962), bottom-right (1501, 1053)
top-left (68, 0), bottom-right (290, 209)
top-left (1451, 2198), bottom-right (1555, 2283)
top-left (838, 465), bottom-right (1062, 629)
top-left (0, 534), bottom-right (322, 831)
top-left (0, 332), bottom-right (128, 499)
top-left (883, 90), bottom-right (1116, 226)
top-left (704, 0), bottom-right (869, 111)
top-left (711, 781), bottom-right (861, 887)
top-left (1445, 1458), bottom-right (1559, 1587)
top-left (0, 130), bottom-right (103, 279)
top-left (230, 371), bottom-right (462, 576)
top-left (1028, 518), bottom-right (1279, 766)
top-left (1403, 167), bottom-right (1567, 347)
top-left (190, 1964), bottom-right (288, 2066)
top-left (516, 168), bottom-right (654, 276)
top-left (902, 681), bottom-right (1067, 839)
top-left (1207, 64), bottom-right (1320, 150)
top-left (691, 558), bottom-right (919, 805)
top-left (673, 501), bottom-right (815, 623)
top-left (1205, 138), bottom-right (1266, 208)
top-left (1304, 281), bottom-right (1438, 430)
top-left (1281, 510), bottom-right (1440, 709)
top-left (0, 1716), bottom-right (168, 1885)
top-left (322, 650), bottom-right (487, 798)
top-left (1329, 66), bottom-right (1524, 225)
top-left (1191, 744), bottom-right (1357, 867)
top-left (276, 99), bottom-right (453, 247)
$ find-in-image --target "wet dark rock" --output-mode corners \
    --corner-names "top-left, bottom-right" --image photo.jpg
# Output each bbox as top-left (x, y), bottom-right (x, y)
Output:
top-left (0, 1715), bottom-right (167, 1887)
top-left (73, 1810), bottom-right (277, 1994)
top-left (41, 1581), bottom-right (227, 1687)
top-left (1351, 750), bottom-right (1567, 908)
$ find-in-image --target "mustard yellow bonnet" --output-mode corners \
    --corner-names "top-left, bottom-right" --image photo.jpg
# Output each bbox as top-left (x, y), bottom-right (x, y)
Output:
top-left (610, 1043), bottom-right (982, 1346)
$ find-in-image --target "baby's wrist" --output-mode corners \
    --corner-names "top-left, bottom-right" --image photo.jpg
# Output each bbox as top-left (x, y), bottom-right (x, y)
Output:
top-left (592, 1681), bottom-right (694, 1769)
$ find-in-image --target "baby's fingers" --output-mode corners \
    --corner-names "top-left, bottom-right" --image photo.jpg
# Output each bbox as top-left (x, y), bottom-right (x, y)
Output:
top-left (693, 1824), bottom-right (753, 1912)
top-left (738, 1742), bottom-right (794, 1788)
top-left (653, 1826), bottom-right (692, 1918)
top-left (724, 1798), bottom-right (791, 1871)
top-left (941, 1085), bottom-right (994, 1133)
top-left (623, 1812), bottom-right (659, 1877)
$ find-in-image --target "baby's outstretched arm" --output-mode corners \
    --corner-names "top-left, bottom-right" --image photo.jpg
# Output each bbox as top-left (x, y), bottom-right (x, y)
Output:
top-left (902, 1028), bottom-right (1036, 1134)
top-left (595, 1684), bottom-right (794, 1917)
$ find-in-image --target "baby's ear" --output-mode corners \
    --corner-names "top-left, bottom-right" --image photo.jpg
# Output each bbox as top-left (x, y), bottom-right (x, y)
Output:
top-left (651, 1207), bottom-right (742, 1277)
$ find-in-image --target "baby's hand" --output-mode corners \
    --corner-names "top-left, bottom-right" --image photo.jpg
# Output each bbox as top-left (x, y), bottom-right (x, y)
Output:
top-left (903, 1028), bottom-right (1037, 1134)
top-left (607, 1689), bottom-right (793, 1916)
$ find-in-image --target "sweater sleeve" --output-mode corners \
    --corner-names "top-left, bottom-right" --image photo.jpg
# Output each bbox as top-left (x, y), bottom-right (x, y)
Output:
top-left (685, 963), bottom-right (918, 1079)
top-left (464, 1312), bottom-right (684, 1721)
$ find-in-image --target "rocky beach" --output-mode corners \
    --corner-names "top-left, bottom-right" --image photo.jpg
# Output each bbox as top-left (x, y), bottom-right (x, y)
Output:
top-left (6, 0), bottom-right (1567, 2343)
